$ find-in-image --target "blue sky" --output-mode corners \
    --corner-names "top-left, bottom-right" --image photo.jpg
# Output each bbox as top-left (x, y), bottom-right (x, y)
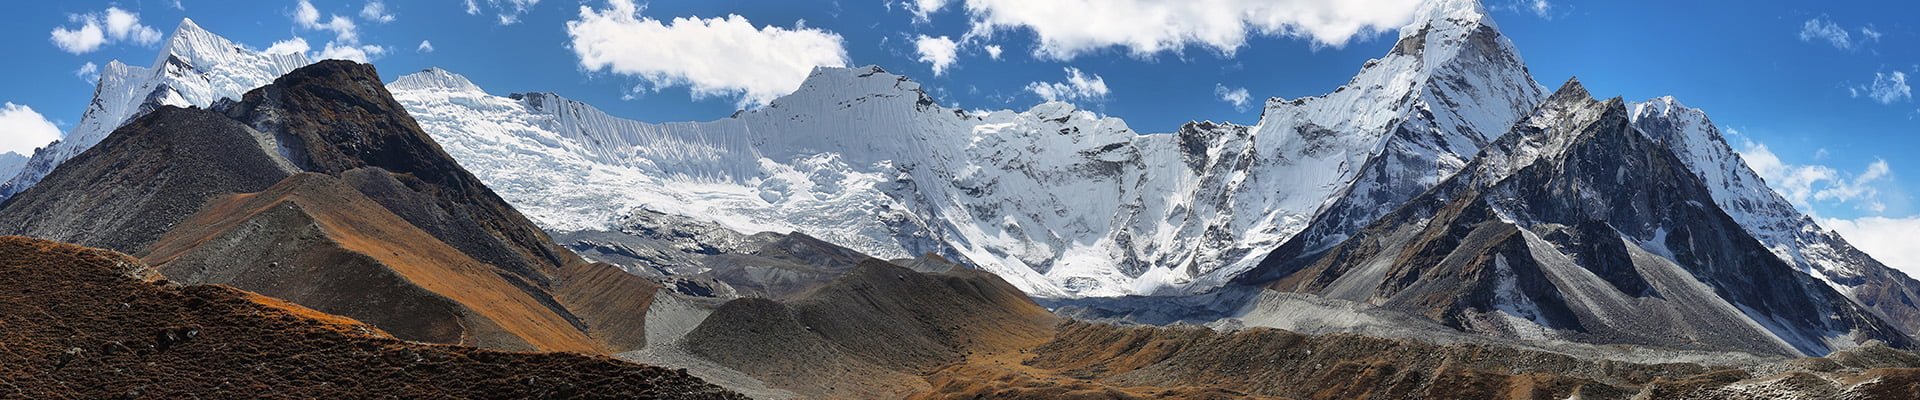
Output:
top-left (2, 0), bottom-right (1919, 268)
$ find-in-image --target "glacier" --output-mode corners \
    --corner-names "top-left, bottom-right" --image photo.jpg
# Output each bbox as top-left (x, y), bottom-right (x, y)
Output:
top-left (391, 0), bottom-right (1546, 297)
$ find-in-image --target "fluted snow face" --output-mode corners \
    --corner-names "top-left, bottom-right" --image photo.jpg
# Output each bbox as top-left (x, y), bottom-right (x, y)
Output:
top-left (0, 19), bottom-right (312, 199)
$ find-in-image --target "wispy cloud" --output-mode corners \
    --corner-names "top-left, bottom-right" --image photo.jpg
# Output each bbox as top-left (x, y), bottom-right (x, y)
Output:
top-left (1800, 16), bottom-right (1879, 51)
top-left (1853, 71), bottom-right (1913, 105)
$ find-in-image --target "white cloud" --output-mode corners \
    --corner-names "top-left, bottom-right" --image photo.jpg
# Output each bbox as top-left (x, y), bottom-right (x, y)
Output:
top-left (566, 0), bottom-right (849, 107)
top-left (1025, 67), bottom-right (1109, 103)
top-left (361, 1), bottom-right (396, 24)
top-left (314, 42), bottom-right (387, 63)
top-left (292, 1), bottom-right (384, 62)
top-left (961, 0), bottom-right (1423, 60)
top-left (103, 7), bottom-right (163, 45)
top-left (1855, 71), bottom-right (1912, 105)
top-left (1861, 25), bottom-right (1883, 42)
top-left (914, 35), bottom-right (959, 76)
top-left (265, 37), bottom-right (311, 55)
top-left (1822, 216), bottom-right (1920, 279)
top-left (1215, 83), bottom-right (1251, 112)
top-left (74, 62), bottom-right (99, 83)
top-left (984, 44), bottom-right (1003, 60)
top-left (50, 7), bottom-right (161, 54)
top-left (172, 0), bottom-right (185, 11)
top-left (469, 0), bottom-right (542, 25)
top-left (1740, 139), bottom-right (1894, 213)
top-left (907, 0), bottom-right (949, 22)
top-left (417, 40), bottom-right (435, 53)
top-left (1529, 0), bottom-right (1552, 18)
top-left (1800, 17), bottom-right (1852, 50)
top-left (0, 103), bottom-right (63, 157)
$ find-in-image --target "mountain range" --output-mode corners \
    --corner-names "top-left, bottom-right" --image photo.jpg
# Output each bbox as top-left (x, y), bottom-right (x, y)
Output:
top-left (6, 0), bottom-right (1920, 398)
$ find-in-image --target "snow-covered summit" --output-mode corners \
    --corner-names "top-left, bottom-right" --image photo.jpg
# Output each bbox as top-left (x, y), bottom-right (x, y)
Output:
top-left (389, 67), bottom-right (485, 93)
top-left (0, 19), bottom-right (311, 199)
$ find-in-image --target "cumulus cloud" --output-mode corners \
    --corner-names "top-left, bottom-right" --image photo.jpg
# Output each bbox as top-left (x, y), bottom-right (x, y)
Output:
top-left (983, 44), bottom-right (1003, 60)
top-left (0, 103), bottom-right (63, 157)
top-left (1853, 71), bottom-right (1912, 105)
top-left (1025, 67), bottom-right (1109, 103)
top-left (961, 0), bottom-right (1423, 60)
top-left (566, 0), bottom-right (849, 108)
top-left (1822, 216), bottom-right (1920, 279)
top-left (417, 40), bottom-right (435, 53)
top-left (1215, 84), bottom-right (1251, 112)
top-left (265, 37), bottom-right (311, 55)
top-left (914, 35), bottom-right (959, 76)
top-left (49, 7), bottom-right (162, 54)
top-left (361, 1), bottom-right (396, 24)
top-left (74, 62), bottom-right (99, 83)
top-left (1740, 139), bottom-right (1894, 213)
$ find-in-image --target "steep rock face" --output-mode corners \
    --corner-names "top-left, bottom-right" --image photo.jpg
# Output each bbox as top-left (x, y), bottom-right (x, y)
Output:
top-left (1244, 80), bottom-right (1912, 356)
top-left (1630, 97), bottom-right (1920, 337)
top-left (391, 0), bottom-right (1543, 297)
top-left (0, 18), bottom-right (310, 200)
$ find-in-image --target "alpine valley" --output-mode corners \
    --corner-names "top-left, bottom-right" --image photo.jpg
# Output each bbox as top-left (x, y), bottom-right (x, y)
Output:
top-left (4, 0), bottom-right (1920, 399)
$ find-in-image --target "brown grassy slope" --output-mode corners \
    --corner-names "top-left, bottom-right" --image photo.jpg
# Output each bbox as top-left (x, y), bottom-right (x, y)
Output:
top-left (143, 172), bottom-right (604, 353)
top-left (219, 60), bottom-right (577, 285)
top-left (918, 320), bottom-right (1920, 400)
top-left (684, 260), bottom-right (1059, 399)
top-left (0, 236), bottom-right (745, 400)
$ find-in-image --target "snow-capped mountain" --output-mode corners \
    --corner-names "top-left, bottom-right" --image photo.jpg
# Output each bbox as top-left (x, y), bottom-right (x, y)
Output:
top-left (0, 18), bottom-right (310, 200)
top-left (1242, 80), bottom-right (1913, 356)
top-left (1630, 97), bottom-right (1920, 334)
top-left (393, 0), bottom-right (1542, 297)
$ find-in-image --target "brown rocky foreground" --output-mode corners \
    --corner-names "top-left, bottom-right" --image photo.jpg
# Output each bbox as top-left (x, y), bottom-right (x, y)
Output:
top-left (0, 236), bottom-right (743, 399)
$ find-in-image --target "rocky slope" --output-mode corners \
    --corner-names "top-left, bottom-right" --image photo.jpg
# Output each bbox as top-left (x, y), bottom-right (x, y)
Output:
top-left (0, 18), bottom-right (309, 200)
top-left (0, 61), bottom-right (654, 354)
top-left (916, 321), bottom-right (1920, 400)
top-left (1243, 80), bottom-right (1912, 356)
top-left (0, 236), bottom-right (744, 400)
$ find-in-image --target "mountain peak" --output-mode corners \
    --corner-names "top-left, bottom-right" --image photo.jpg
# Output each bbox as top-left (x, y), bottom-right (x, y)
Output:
top-left (391, 68), bottom-right (484, 93)
top-left (1401, 0), bottom-right (1494, 39)
top-left (1545, 77), bottom-right (1591, 104)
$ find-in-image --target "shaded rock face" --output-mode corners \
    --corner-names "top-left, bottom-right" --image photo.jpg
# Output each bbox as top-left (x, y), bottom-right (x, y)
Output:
top-left (0, 107), bottom-right (293, 252)
top-left (0, 236), bottom-right (745, 400)
top-left (1244, 80), bottom-right (1913, 357)
top-left (0, 60), bottom-right (656, 354)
